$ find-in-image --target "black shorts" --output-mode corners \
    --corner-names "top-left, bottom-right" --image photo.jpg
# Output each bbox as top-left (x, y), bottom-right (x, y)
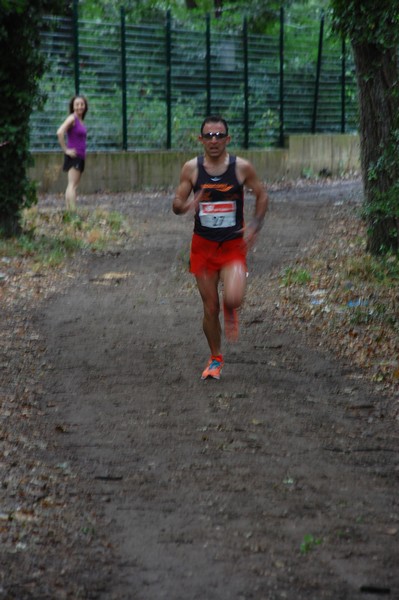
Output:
top-left (63, 155), bottom-right (85, 173)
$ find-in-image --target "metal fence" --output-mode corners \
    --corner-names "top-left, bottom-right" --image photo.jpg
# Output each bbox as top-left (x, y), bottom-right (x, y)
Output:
top-left (30, 8), bottom-right (358, 153)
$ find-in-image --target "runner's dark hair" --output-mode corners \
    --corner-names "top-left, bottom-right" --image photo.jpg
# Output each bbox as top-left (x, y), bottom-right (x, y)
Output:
top-left (200, 115), bottom-right (228, 136)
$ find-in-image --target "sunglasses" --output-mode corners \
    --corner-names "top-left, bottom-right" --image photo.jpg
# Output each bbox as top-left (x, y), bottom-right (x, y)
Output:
top-left (201, 132), bottom-right (228, 140)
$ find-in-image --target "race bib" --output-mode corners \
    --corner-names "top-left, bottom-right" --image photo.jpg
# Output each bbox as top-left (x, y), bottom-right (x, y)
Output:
top-left (199, 201), bottom-right (236, 228)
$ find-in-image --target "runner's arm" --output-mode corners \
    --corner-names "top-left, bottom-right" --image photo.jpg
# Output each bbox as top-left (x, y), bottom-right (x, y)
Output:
top-left (172, 160), bottom-right (197, 215)
top-left (240, 160), bottom-right (269, 241)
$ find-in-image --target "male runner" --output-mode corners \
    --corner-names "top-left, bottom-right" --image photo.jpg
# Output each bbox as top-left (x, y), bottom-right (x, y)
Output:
top-left (172, 115), bottom-right (268, 380)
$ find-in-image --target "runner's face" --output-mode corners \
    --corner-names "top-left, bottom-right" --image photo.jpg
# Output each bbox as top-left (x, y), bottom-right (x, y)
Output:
top-left (73, 97), bottom-right (86, 117)
top-left (200, 122), bottom-right (230, 158)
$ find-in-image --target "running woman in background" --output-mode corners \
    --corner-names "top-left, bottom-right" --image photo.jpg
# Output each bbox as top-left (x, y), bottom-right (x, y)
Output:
top-left (173, 115), bottom-right (268, 380)
top-left (57, 95), bottom-right (88, 212)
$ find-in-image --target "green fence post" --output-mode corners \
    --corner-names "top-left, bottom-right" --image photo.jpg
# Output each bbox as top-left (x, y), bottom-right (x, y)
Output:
top-left (279, 6), bottom-right (284, 147)
top-left (243, 17), bottom-right (249, 149)
top-left (166, 10), bottom-right (172, 149)
top-left (73, 0), bottom-right (80, 94)
top-left (206, 13), bottom-right (211, 116)
top-left (120, 7), bottom-right (128, 150)
top-left (312, 13), bottom-right (324, 134)
top-left (341, 36), bottom-right (346, 133)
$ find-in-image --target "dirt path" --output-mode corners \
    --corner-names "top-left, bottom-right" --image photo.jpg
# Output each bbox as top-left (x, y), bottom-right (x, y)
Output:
top-left (12, 182), bottom-right (399, 599)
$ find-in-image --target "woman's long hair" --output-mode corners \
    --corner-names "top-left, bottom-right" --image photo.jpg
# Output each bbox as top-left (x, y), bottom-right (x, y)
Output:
top-left (69, 95), bottom-right (89, 119)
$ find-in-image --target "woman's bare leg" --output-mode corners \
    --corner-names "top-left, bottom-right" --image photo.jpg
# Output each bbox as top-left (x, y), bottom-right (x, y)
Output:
top-left (65, 167), bottom-right (81, 211)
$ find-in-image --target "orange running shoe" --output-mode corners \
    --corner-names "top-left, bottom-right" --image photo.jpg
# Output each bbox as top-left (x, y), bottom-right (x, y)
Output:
top-left (223, 303), bottom-right (239, 342)
top-left (201, 355), bottom-right (224, 380)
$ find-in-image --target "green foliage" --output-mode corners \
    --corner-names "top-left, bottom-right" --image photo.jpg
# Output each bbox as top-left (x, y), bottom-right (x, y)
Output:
top-left (31, 3), bottom-right (349, 153)
top-left (362, 121), bottom-right (399, 254)
top-left (0, 206), bottom-right (131, 269)
top-left (344, 252), bottom-right (399, 286)
top-left (331, 0), bottom-right (399, 255)
top-left (365, 125), bottom-right (399, 213)
top-left (280, 267), bottom-right (312, 286)
top-left (0, 0), bottom-right (65, 237)
top-left (300, 533), bottom-right (322, 554)
top-left (0, 222), bottom-right (83, 267)
top-left (79, 0), bottom-right (329, 33)
top-left (331, 0), bottom-right (399, 47)
top-left (348, 303), bottom-right (397, 327)
top-left (80, 0), bottom-right (172, 21)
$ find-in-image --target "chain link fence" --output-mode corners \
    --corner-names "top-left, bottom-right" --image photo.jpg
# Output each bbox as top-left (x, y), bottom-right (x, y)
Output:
top-left (30, 9), bottom-right (358, 153)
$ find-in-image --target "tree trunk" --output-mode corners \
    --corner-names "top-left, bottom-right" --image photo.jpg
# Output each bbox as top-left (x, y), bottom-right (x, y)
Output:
top-left (352, 42), bottom-right (399, 254)
top-left (214, 0), bottom-right (223, 18)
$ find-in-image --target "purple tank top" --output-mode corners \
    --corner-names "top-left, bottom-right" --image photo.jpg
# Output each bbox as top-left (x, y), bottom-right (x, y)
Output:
top-left (67, 116), bottom-right (87, 159)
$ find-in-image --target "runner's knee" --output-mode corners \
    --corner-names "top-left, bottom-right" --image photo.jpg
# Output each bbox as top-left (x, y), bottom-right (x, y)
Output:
top-left (203, 298), bottom-right (220, 319)
top-left (223, 263), bottom-right (246, 308)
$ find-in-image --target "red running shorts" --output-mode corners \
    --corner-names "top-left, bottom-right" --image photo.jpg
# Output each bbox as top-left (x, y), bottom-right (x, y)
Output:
top-left (189, 233), bottom-right (247, 275)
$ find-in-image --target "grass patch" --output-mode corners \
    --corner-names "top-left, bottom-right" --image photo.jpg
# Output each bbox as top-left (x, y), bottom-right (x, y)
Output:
top-left (280, 266), bottom-right (312, 286)
top-left (0, 207), bottom-right (131, 271)
top-left (344, 253), bottom-right (399, 286)
top-left (300, 533), bottom-right (322, 555)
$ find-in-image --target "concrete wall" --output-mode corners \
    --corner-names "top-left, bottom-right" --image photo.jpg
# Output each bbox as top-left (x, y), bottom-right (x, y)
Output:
top-left (30, 134), bottom-right (360, 195)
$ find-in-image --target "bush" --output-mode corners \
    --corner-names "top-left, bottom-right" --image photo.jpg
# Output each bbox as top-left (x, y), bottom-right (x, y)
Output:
top-left (0, 0), bottom-right (64, 237)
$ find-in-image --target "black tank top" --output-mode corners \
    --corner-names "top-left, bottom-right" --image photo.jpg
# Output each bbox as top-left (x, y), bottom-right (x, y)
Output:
top-left (193, 154), bottom-right (244, 242)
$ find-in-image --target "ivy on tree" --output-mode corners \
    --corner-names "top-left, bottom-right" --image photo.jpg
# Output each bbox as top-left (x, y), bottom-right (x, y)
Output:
top-left (0, 0), bottom-right (65, 237)
top-left (331, 0), bottom-right (399, 255)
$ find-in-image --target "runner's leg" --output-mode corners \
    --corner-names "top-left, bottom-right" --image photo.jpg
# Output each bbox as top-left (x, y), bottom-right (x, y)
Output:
top-left (221, 261), bottom-right (247, 341)
top-left (221, 261), bottom-right (247, 309)
top-left (195, 270), bottom-right (222, 357)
